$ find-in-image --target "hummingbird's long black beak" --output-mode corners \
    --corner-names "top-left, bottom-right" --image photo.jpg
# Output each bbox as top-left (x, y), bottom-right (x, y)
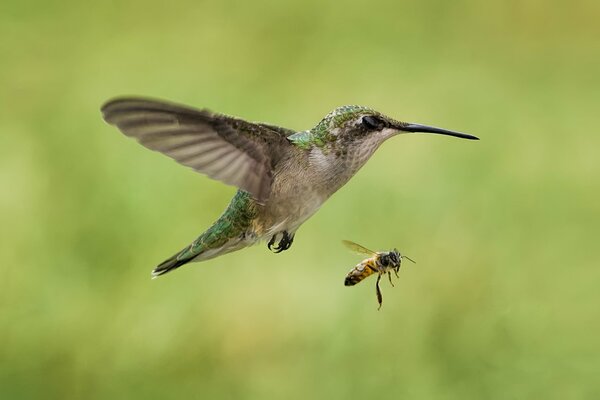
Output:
top-left (401, 123), bottom-right (479, 140)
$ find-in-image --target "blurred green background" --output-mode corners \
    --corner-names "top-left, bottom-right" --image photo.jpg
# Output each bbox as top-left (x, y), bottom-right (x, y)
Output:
top-left (1, 0), bottom-right (599, 398)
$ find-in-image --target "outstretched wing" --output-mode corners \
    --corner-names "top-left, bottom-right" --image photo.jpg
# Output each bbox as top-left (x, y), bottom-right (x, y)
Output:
top-left (342, 240), bottom-right (377, 256)
top-left (101, 97), bottom-right (291, 204)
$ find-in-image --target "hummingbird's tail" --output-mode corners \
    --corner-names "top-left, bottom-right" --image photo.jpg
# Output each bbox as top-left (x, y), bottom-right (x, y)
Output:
top-left (152, 251), bottom-right (190, 277)
top-left (151, 191), bottom-right (257, 278)
top-left (150, 230), bottom-right (250, 278)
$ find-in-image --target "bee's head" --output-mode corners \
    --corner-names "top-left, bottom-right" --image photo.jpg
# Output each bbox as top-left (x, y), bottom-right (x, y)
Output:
top-left (388, 250), bottom-right (401, 268)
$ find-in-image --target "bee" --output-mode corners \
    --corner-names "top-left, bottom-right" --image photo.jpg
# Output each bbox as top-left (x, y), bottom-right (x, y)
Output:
top-left (343, 240), bottom-right (415, 309)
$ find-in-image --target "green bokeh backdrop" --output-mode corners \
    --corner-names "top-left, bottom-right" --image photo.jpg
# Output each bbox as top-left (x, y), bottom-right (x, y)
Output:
top-left (1, 0), bottom-right (599, 398)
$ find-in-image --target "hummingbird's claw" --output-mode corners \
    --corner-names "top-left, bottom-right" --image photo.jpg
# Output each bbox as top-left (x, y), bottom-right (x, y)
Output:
top-left (268, 231), bottom-right (294, 253)
top-left (267, 235), bottom-right (276, 251)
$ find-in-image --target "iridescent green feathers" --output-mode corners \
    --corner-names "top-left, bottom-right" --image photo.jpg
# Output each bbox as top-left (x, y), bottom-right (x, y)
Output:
top-left (152, 190), bottom-right (257, 276)
top-left (288, 105), bottom-right (379, 149)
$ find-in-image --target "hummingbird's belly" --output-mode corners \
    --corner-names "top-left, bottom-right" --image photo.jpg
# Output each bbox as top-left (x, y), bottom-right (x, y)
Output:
top-left (257, 189), bottom-right (325, 236)
top-left (254, 176), bottom-right (327, 236)
top-left (252, 149), bottom-right (336, 237)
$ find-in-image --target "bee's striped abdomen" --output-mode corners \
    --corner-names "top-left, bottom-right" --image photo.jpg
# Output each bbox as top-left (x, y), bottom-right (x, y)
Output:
top-left (344, 259), bottom-right (378, 286)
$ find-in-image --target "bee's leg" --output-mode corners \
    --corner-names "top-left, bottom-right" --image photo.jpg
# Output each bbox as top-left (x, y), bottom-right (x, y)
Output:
top-left (394, 269), bottom-right (400, 279)
top-left (376, 274), bottom-right (383, 310)
top-left (388, 271), bottom-right (395, 287)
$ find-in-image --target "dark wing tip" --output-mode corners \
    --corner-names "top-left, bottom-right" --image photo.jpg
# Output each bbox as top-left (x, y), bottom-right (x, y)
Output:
top-left (100, 96), bottom-right (145, 124)
top-left (101, 96), bottom-right (209, 124)
top-left (100, 95), bottom-right (142, 111)
top-left (100, 96), bottom-right (130, 110)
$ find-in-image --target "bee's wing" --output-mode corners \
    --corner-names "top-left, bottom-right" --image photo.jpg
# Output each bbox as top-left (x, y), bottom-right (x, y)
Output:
top-left (342, 240), bottom-right (377, 256)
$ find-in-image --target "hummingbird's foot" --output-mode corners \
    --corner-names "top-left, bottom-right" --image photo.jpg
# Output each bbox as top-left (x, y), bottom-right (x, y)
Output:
top-left (267, 235), bottom-right (276, 251)
top-left (267, 231), bottom-right (294, 253)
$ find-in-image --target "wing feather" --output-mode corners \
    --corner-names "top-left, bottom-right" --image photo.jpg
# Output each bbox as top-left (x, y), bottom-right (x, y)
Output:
top-left (101, 97), bottom-right (292, 203)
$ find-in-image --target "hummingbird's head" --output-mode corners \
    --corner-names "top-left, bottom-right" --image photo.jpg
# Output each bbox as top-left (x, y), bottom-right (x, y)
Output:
top-left (310, 105), bottom-right (478, 150)
top-left (295, 105), bottom-right (478, 172)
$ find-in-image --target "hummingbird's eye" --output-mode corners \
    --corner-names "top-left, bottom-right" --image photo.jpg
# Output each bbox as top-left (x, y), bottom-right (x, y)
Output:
top-left (362, 116), bottom-right (384, 130)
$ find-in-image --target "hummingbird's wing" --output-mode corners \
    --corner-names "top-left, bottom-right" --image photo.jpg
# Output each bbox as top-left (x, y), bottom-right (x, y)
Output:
top-left (256, 123), bottom-right (297, 137)
top-left (101, 97), bottom-right (292, 204)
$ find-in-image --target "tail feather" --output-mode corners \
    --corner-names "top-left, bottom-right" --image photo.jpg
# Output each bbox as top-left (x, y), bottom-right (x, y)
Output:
top-left (151, 250), bottom-right (192, 278)
top-left (151, 237), bottom-right (247, 278)
top-left (151, 190), bottom-right (256, 278)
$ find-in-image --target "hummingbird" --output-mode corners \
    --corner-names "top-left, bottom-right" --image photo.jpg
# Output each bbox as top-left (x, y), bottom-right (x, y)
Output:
top-left (101, 97), bottom-right (478, 277)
